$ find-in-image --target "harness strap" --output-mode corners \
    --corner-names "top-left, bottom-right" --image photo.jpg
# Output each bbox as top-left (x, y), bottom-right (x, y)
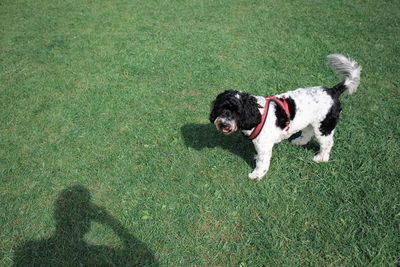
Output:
top-left (248, 96), bottom-right (291, 140)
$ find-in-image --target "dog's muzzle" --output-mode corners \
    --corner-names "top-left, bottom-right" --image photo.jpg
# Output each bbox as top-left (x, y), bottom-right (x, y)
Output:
top-left (214, 117), bottom-right (237, 135)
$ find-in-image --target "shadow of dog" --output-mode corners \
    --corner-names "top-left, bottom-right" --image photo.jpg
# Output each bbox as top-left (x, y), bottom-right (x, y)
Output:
top-left (181, 123), bottom-right (256, 168)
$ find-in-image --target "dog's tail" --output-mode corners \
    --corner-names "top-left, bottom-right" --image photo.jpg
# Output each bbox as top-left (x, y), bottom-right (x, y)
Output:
top-left (327, 54), bottom-right (361, 95)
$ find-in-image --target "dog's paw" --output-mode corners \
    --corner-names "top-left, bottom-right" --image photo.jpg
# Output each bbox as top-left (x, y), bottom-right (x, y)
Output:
top-left (248, 171), bottom-right (265, 181)
top-left (313, 153), bottom-right (329, 163)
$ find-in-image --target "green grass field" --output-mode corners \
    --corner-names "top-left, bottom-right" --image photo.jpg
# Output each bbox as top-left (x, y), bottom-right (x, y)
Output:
top-left (1, 0), bottom-right (399, 265)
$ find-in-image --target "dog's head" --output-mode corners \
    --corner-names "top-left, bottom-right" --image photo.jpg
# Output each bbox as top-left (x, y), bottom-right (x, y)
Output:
top-left (209, 90), bottom-right (261, 134)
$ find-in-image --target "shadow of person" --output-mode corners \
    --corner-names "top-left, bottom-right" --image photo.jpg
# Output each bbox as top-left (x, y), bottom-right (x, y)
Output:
top-left (181, 123), bottom-right (256, 168)
top-left (13, 185), bottom-right (159, 267)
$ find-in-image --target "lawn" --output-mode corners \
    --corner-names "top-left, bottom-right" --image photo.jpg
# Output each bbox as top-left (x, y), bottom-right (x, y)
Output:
top-left (1, 0), bottom-right (399, 265)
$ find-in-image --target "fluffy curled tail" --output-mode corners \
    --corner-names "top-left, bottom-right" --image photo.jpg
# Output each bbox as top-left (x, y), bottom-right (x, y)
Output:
top-left (327, 54), bottom-right (361, 95)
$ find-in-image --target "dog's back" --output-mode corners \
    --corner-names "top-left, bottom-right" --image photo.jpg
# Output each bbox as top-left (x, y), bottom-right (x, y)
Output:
top-left (277, 86), bottom-right (335, 134)
top-left (278, 54), bottom-right (361, 135)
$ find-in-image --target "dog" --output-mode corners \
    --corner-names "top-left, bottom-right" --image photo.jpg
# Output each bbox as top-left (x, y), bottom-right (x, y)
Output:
top-left (209, 54), bottom-right (361, 180)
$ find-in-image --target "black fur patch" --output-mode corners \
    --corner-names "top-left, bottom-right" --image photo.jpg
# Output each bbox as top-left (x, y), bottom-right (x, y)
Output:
top-left (274, 101), bottom-right (289, 129)
top-left (273, 97), bottom-right (296, 130)
top-left (286, 97), bottom-right (296, 120)
top-left (325, 81), bottom-right (346, 98)
top-left (320, 87), bottom-right (343, 136)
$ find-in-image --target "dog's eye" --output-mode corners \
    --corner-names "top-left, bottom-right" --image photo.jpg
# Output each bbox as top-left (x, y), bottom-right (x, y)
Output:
top-left (222, 110), bottom-right (232, 117)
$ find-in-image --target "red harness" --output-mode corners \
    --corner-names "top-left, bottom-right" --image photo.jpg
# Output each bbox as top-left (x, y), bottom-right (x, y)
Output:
top-left (248, 96), bottom-right (291, 140)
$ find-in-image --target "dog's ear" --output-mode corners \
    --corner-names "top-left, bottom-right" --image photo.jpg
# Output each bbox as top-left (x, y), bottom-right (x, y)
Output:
top-left (209, 100), bottom-right (218, 123)
top-left (238, 94), bottom-right (261, 130)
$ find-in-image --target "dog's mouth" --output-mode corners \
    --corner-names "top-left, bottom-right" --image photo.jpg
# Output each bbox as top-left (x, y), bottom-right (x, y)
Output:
top-left (221, 127), bottom-right (232, 134)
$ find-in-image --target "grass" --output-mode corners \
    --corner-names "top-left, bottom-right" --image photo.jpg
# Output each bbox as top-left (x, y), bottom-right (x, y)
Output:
top-left (1, 0), bottom-right (399, 265)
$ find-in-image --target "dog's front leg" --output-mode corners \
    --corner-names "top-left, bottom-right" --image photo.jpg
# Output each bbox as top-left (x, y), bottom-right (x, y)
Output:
top-left (248, 142), bottom-right (274, 181)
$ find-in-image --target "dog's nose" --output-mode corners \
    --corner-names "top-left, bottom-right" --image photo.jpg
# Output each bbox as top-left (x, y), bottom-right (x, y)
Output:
top-left (221, 122), bottom-right (229, 128)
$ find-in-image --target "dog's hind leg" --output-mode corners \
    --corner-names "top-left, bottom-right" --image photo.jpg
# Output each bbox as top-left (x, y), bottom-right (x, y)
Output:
top-left (313, 129), bottom-right (335, 162)
top-left (291, 125), bottom-right (314, 146)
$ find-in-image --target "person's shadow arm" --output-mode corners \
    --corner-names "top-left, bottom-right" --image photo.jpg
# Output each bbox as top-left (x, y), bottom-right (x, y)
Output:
top-left (89, 204), bottom-right (141, 249)
top-left (89, 204), bottom-right (159, 266)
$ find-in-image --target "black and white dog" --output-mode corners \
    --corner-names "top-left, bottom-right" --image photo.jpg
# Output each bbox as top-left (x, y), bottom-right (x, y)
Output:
top-left (209, 54), bottom-right (361, 180)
